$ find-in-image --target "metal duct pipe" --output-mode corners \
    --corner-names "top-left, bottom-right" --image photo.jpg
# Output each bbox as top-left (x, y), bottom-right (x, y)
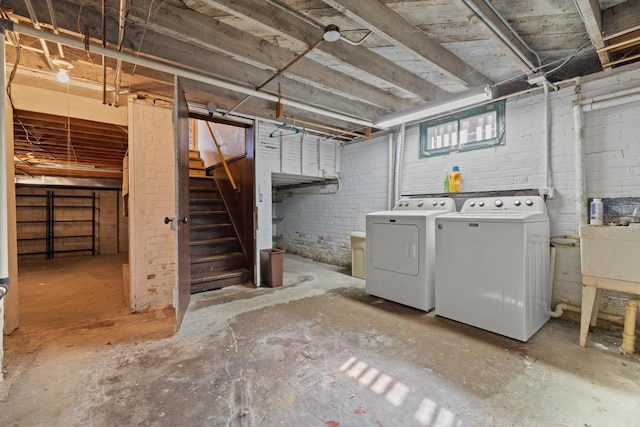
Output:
top-left (392, 124), bottom-right (406, 206)
top-left (0, 32), bottom-right (10, 300)
top-left (10, 22), bottom-right (373, 128)
top-left (572, 79), bottom-right (587, 230)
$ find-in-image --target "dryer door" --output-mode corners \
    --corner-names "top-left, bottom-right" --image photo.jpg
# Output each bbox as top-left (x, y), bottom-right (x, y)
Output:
top-left (369, 222), bottom-right (419, 276)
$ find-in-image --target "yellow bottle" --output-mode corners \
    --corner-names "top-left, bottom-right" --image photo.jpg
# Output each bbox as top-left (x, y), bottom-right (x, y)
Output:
top-left (449, 166), bottom-right (462, 192)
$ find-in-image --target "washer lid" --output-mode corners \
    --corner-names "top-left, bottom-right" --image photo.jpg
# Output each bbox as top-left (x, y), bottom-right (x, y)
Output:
top-left (436, 211), bottom-right (548, 223)
top-left (368, 210), bottom-right (453, 219)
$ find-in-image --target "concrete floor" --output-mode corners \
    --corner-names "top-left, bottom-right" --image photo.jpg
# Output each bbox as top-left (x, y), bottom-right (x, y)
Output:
top-left (1, 254), bottom-right (639, 426)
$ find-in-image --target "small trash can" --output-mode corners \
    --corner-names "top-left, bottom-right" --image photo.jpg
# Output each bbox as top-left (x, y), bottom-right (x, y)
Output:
top-left (260, 248), bottom-right (284, 287)
top-left (350, 231), bottom-right (366, 279)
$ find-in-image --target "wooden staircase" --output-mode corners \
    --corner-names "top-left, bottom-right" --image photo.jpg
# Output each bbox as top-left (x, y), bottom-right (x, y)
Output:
top-left (189, 149), bottom-right (207, 177)
top-left (189, 174), bottom-right (250, 294)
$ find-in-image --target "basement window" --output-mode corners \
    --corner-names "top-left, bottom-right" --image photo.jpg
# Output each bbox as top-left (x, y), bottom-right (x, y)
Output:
top-left (419, 100), bottom-right (505, 157)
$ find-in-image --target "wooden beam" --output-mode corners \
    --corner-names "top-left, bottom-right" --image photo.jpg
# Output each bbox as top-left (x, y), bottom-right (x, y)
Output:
top-left (126, 0), bottom-right (412, 112)
top-left (602, 0), bottom-right (640, 41)
top-left (456, 0), bottom-right (538, 72)
top-left (15, 164), bottom-right (123, 179)
top-left (573, 0), bottom-right (609, 65)
top-left (197, 0), bottom-right (448, 100)
top-left (127, 29), bottom-right (388, 120)
top-left (321, 0), bottom-right (492, 86)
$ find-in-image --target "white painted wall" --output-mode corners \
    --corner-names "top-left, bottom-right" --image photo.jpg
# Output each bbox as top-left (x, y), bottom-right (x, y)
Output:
top-left (275, 63), bottom-right (640, 315)
top-left (254, 121), bottom-right (341, 282)
top-left (127, 97), bottom-right (176, 311)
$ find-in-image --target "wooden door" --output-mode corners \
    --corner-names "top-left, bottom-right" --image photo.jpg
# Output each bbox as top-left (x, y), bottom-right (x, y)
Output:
top-left (174, 76), bottom-right (191, 329)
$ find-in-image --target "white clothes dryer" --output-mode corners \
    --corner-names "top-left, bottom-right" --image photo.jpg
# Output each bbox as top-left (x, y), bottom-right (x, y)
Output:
top-left (366, 198), bottom-right (456, 311)
top-left (435, 196), bottom-right (550, 342)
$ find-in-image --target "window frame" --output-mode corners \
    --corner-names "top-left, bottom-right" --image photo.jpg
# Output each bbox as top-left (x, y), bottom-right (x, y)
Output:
top-left (419, 100), bottom-right (506, 158)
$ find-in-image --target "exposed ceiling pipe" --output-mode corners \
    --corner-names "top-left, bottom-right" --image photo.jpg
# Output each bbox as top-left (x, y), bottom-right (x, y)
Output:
top-left (461, 0), bottom-right (538, 72)
top-left (225, 37), bottom-right (325, 116)
top-left (113, 0), bottom-right (127, 107)
top-left (480, 0), bottom-right (541, 68)
top-left (9, 22), bottom-right (374, 128)
top-left (23, 0), bottom-right (55, 69)
top-left (102, 0), bottom-right (107, 105)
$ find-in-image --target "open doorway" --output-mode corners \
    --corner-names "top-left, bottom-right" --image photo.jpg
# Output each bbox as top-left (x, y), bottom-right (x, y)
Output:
top-left (13, 111), bottom-right (130, 332)
top-left (187, 113), bottom-right (255, 293)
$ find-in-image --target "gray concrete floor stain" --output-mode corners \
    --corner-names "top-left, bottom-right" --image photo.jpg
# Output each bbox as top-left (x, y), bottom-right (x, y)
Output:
top-left (1, 254), bottom-right (639, 426)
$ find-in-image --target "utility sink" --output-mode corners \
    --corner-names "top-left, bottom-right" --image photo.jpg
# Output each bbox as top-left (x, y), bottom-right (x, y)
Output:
top-left (580, 225), bottom-right (640, 282)
top-left (579, 225), bottom-right (640, 348)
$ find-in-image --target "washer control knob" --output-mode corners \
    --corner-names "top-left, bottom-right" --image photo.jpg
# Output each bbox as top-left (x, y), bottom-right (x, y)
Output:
top-left (479, 201), bottom-right (485, 207)
top-left (495, 199), bottom-right (503, 207)
top-left (417, 200), bottom-right (424, 207)
top-left (433, 201), bottom-right (438, 206)
top-left (440, 200), bottom-right (445, 206)
top-left (514, 200), bottom-right (521, 206)
top-left (469, 201), bottom-right (476, 207)
top-left (525, 199), bottom-right (533, 206)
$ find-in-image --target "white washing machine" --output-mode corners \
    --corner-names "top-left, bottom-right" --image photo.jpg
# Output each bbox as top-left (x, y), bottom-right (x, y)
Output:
top-left (435, 196), bottom-right (550, 342)
top-left (366, 197), bottom-right (456, 311)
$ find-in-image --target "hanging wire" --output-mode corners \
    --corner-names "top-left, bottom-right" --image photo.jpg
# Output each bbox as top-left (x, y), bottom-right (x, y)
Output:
top-left (491, 40), bottom-right (594, 89)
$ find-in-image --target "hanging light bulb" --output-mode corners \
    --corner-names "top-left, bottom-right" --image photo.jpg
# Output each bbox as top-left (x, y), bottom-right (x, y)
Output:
top-left (56, 68), bottom-right (69, 83)
top-left (52, 59), bottom-right (73, 83)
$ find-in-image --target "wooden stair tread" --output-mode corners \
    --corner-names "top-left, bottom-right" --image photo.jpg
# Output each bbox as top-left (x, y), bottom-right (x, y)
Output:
top-left (190, 237), bottom-right (238, 246)
top-left (190, 223), bottom-right (232, 230)
top-left (190, 210), bottom-right (227, 215)
top-left (191, 268), bottom-right (249, 284)
top-left (191, 252), bottom-right (244, 264)
top-left (190, 198), bottom-right (223, 203)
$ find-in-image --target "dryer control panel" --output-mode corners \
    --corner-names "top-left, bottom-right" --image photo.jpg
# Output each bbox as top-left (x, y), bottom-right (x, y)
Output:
top-left (394, 198), bottom-right (455, 211)
top-left (461, 196), bottom-right (546, 214)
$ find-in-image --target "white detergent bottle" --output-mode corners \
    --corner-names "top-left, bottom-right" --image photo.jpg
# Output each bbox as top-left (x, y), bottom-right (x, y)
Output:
top-left (590, 198), bottom-right (603, 225)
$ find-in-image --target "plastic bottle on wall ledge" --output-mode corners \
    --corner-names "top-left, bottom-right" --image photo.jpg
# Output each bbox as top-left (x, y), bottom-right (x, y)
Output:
top-left (590, 198), bottom-right (603, 226)
top-left (449, 166), bottom-right (462, 192)
top-left (444, 169), bottom-right (450, 193)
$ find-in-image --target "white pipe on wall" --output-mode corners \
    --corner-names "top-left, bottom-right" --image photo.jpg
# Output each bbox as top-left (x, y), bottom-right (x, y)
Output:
top-left (543, 82), bottom-right (550, 187)
top-left (387, 132), bottom-right (394, 210)
top-left (0, 32), bottom-right (10, 300)
top-left (572, 79), bottom-right (588, 230)
top-left (582, 86), bottom-right (640, 108)
top-left (392, 124), bottom-right (405, 206)
top-left (11, 23), bottom-right (373, 128)
top-left (583, 92), bottom-right (640, 112)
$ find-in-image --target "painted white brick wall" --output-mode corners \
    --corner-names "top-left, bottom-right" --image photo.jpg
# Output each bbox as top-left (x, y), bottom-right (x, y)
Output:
top-left (128, 98), bottom-right (176, 311)
top-left (277, 136), bottom-right (390, 265)
top-left (274, 64), bottom-right (640, 314)
top-left (255, 121), bottom-right (342, 275)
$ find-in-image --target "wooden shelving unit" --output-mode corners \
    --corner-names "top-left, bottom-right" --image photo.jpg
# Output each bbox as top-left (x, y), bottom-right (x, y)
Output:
top-left (16, 190), bottom-right (100, 259)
